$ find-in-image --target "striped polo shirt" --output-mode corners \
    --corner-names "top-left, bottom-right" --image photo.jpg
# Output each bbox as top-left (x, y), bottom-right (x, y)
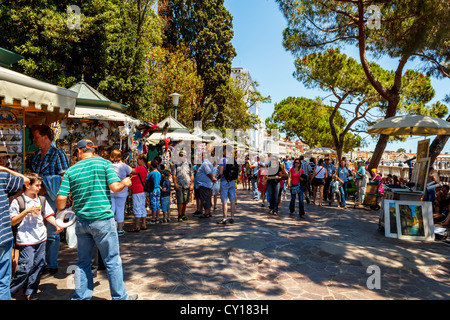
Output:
top-left (0, 172), bottom-right (24, 246)
top-left (58, 156), bottom-right (120, 221)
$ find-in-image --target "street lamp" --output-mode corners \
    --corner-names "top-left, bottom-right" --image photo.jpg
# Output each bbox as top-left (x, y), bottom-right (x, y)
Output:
top-left (169, 93), bottom-right (182, 120)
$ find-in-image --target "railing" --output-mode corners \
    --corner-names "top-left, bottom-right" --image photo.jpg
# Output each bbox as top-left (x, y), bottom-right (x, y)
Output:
top-left (377, 165), bottom-right (450, 184)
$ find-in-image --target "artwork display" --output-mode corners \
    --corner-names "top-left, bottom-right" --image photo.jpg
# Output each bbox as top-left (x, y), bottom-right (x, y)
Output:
top-left (395, 201), bottom-right (434, 241)
top-left (415, 158), bottom-right (430, 193)
top-left (384, 200), bottom-right (398, 238)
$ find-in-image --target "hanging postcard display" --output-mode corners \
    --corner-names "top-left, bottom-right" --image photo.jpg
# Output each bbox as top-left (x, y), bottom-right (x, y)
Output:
top-left (0, 109), bottom-right (24, 173)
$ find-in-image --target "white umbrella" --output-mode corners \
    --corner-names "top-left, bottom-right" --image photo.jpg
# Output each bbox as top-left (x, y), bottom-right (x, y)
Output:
top-left (305, 147), bottom-right (336, 155)
top-left (367, 115), bottom-right (450, 136)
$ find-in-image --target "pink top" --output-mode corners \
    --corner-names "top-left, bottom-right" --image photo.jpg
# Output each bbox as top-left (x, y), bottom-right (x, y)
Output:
top-left (289, 167), bottom-right (304, 186)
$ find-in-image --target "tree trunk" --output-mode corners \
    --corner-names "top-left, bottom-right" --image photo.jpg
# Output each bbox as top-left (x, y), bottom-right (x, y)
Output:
top-left (429, 114), bottom-right (450, 166)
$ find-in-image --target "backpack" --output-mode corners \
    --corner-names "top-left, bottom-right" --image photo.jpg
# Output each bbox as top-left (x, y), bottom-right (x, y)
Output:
top-left (12, 194), bottom-right (47, 243)
top-left (144, 174), bottom-right (155, 193)
top-left (224, 159), bottom-right (239, 181)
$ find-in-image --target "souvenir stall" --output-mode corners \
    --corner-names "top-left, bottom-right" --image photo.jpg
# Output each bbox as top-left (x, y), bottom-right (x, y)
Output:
top-left (368, 115), bottom-right (450, 241)
top-left (0, 64), bottom-right (77, 173)
top-left (56, 81), bottom-right (146, 167)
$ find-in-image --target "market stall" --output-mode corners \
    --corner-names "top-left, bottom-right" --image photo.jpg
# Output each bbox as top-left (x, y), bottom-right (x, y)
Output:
top-left (0, 64), bottom-right (77, 172)
top-left (56, 81), bottom-right (146, 166)
top-left (368, 115), bottom-right (450, 241)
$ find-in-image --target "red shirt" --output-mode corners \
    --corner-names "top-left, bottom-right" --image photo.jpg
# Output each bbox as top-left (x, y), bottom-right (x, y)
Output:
top-left (131, 166), bottom-right (147, 194)
top-left (289, 167), bottom-right (304, 186)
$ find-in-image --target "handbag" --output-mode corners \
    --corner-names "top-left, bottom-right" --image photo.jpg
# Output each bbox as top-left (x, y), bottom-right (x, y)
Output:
top-left (290, 184), bottom-right (301, 195)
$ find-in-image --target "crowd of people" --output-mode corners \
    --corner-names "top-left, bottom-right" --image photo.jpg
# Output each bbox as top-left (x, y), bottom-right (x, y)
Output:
top-left (2, 125), bottom-right (449, 301)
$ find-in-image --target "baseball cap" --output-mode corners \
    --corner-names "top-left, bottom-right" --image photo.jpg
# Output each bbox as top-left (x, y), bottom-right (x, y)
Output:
top-left (76, 139), bottom-right (98, 149)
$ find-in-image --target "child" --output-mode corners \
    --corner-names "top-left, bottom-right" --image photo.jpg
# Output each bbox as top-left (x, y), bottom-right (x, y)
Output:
top-left (9, 173), bottom-right (62, 300)
top-left (160, 170), bottom-right (171, 223)
top-left (329, 176), bottom-right (342, 207)
top-left (147, 159), bottom-right (162, 224)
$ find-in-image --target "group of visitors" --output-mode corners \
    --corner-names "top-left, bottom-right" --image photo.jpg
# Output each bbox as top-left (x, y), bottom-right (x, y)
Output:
top-left (0, 124), bottom-right (136, 300)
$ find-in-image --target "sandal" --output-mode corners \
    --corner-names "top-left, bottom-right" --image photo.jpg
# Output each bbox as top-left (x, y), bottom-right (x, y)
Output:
top-left (199, 213), bottom-right (211, 218)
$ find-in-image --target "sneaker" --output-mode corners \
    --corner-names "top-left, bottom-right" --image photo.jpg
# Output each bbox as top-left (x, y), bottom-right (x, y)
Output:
top-left (178, 217), bottom-right (184, 222)
top-left (118, 230), bottom-right (126, 237)
top-left (193, 211), bottom-right (202, 217)
top-left (149, 219), bottom-right (156, 225)
top-left (127, 294), bottom-right (138, 300)
top-left (182, 215), bottom-right (188, 221)
top-left (40, 267), bottom-right (58, 280)
top-left (217, 219), bottom-right (227, 225)
top-left (228, 218), bottom-right (234, 224)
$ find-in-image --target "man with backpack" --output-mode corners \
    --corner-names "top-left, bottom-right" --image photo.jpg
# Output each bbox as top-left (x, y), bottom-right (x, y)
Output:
top-left (217, 148), bottom-right (240, 225)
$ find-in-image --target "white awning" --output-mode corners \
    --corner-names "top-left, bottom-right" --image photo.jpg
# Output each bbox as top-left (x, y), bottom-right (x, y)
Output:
top-left (69, 106), bottom-right (142, 125)
top-left (0, 66), bottom-right (77, 114)
top-left (146, 131), bottom-right (202, 146)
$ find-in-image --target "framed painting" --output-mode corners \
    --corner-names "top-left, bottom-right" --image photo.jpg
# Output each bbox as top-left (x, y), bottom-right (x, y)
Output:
top-left (384, 200), bottom-right (398, 238)
top-left (415, 158), bottom-right (430, 193)
top-left (416, 139), bottom-right (430, 162)
top-left (395, 201), bottom-right (434, 241)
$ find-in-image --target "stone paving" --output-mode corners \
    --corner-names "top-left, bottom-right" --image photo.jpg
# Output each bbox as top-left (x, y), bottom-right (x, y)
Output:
top-left (31, 189), bottom-right (450, 300)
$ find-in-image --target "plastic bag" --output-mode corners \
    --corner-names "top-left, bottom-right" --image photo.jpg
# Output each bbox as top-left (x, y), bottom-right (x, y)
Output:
top-left (66, 223), bottom-right (77, 249)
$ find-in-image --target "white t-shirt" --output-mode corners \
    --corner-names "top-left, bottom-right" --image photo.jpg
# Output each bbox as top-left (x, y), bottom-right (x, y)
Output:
top-left (112, 162), bottom-right (132, 196)
top-left (314, 166), bottom-right (326, 179)
top-left (10, 194), bottom-right (54, 246)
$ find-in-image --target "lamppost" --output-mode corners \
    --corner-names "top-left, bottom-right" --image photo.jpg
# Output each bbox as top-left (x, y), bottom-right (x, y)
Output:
top-left (169, 93), bottom-right (182, 120)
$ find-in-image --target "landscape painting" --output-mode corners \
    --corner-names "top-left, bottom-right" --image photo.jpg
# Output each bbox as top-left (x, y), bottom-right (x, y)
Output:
top-left (395, 201), bottom-right (434, 241)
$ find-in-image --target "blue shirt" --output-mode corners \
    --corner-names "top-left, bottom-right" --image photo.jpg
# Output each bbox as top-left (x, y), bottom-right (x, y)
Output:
top-left (197, 159), bottom-right (214, 189)
top-left (337, 167), bottom-right (351, 183)
top-left (324, 163), bottom-right (336, 177)
top-left (147, 170), bottom-right (161, 194)
top-left (356, 166), bottom-right (365, 180)
top-left (0, 172), bottom-right (24, 246)
top-left (31, 144), bottom-right (69, 177)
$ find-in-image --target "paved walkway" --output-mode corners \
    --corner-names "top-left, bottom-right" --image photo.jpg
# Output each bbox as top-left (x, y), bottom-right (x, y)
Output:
top-left (33, 189), bottom-right (450, 300)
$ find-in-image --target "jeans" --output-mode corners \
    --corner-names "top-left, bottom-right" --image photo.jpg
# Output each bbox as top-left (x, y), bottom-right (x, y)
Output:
top-left (289, 186), bottom-right (305, 215)
top-left (0, 240), bottom-right (13, 300)
top-left (339, 182), bottom-right (348, 207)
top-left (267, 181), bottom-right (280, 213)
top-left (10, 241), bottom-right (46, 297)
top-left (45, 221), bottom-right (60, 269)
top-left (251, 177), bottom-right (260, 200)
top-left (72, 217), bottom-right (129, 300)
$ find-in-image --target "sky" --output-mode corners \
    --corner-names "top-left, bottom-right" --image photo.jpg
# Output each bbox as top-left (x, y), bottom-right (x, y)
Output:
top-left (224, 0), bottom-right (450, 154)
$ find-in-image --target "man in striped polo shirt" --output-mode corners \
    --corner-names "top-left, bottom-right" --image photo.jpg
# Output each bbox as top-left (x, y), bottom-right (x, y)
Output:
top-left (56, 139), bottom-right (136, 300)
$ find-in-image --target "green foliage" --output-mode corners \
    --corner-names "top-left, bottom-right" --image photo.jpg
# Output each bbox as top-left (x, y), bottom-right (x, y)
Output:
top-left (266, 97), bottom-right (362, 152)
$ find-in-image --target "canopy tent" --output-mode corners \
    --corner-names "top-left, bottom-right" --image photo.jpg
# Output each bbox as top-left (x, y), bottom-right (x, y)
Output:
top-left (68, 106), bottom-right (143, 125)
top-left (145, 130), bottom-right (202, 146)
top-left (156, 115), bottom-right (187, 132)
top-left (0, 66), bottom-right (77, 115)
top-left (305, 147), bottom-right (337, 155)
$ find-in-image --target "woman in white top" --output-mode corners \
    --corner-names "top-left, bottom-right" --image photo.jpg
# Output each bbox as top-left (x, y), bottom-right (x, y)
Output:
top-left (310, 158), bottom-right (326, 206)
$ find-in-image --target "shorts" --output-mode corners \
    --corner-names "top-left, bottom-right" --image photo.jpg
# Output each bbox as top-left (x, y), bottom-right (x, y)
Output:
top-left (161, 196), bottom-right (171, 212)
top-left (198, 186), bottom-right (212, 210)
top-left (132, 192), bottom-right (147, 218)
top-left (312, 178), bottom-right (325, 186)
top-left (194, 188), bottom-right (200, 200)
top-left (149, 191), bottom-right (161, 211)
top-left (220, 179), bottom-right (236, 203)
top-left (176, 188), bottom-right (190, 204)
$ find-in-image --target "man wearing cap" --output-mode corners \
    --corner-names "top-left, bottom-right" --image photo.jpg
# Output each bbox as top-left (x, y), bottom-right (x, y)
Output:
top-left (56, 139), bottom-right (137, 300)
top-left (31, 124), bottom-right (69, 279)
top-left (0, 147), bottom-right (8, 168)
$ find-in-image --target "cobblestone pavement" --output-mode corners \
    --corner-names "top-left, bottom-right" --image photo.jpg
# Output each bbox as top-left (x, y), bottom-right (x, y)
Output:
top-left (32, 189), bottom-right (450, 300)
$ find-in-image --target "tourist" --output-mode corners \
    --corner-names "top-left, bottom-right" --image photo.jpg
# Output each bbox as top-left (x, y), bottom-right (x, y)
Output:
top-left (160, 170), bottom-right (172, 223)
top-left (329, 175), bottom-right (342, 207)
top-left (192, 163), bottom-right (202, 218)
top-left (266, 155), bottom-right (287, 216)
top-left (287, 158), bottom-right (306, 218)
top-left (250, 155), bottom-right (261, 201)
top-left (212, 161), bottom-right (220, 211)
top-left (299, 155), bottom-right (311, 203)
top-left (30, 124), bottom-right (69, 279)
top-left (196, 153), bottom-right (216, 220)
top-left (130, 154), bottom-right (148, 232)
top-left (9, 173), bottom-right (62, 300)
top-left (171, 150), bottom-right (194, 222)
top-left (147, 159), bottom-right (162, 225)
top-left (353, 159), bottom-right (365, 205)
top-left (217, 149), bottom-right (239, 224)
top-left (109, 150), bottom-right (132, 236)
top-left (0, 166), bottom-right (28, 300)
top-left (323, 157), bottom-right (335, 203)
top-left (257, 162), bottom-right (267, 207)
top-left (56, 139), bottom-right (137, 300)
top-left (310, 158), bottom-right (326, 206)
top-left (336, 159), bottom-right (352, 209)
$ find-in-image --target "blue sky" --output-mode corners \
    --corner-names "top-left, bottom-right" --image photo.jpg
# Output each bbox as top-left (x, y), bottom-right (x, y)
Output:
top-left (224, 0), bottom-right (450, 153)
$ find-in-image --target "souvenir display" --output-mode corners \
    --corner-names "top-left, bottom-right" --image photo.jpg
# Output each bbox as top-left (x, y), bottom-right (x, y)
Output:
top-left (0, 123), bottom-right (23, 172)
